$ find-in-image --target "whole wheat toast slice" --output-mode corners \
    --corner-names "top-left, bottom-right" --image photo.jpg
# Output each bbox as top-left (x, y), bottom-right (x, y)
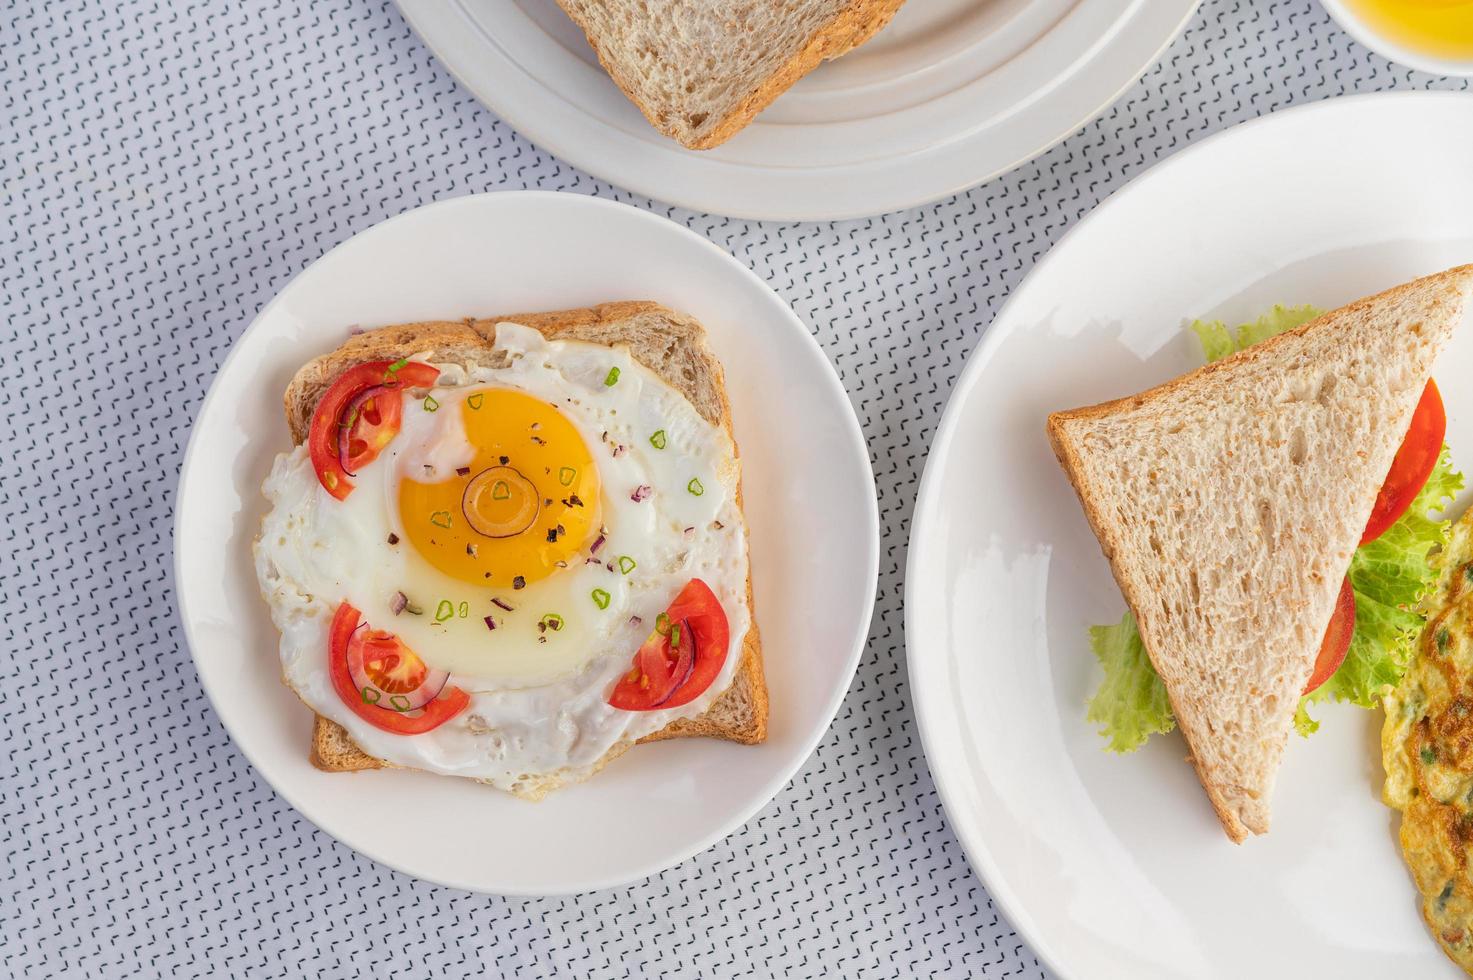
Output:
top-left (281, 302), bottom-right (767, 793)
top-left (554, 0), bottom-right (907, 150)
top-left (1048, 266), bottom-right (1473, 842)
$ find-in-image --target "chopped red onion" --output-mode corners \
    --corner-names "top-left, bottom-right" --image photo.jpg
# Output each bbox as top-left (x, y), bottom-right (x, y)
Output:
top-left (483, 616), bottom-right (496, 631)
top-left (590, 534), bottom-right (606, 554)
top-left (631, 486), bottom-right (652, 502)
top-left (491, 597), bottom-right (513, 611)
top-left (390, 592), bottom-right (408, 615)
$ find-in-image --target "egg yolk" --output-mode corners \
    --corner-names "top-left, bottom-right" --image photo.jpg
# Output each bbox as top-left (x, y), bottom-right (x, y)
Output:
top-left (399, 388), bottom-right (601, 586)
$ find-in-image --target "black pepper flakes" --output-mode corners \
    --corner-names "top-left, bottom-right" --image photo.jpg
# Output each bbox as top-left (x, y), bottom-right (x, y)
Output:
top-left (387, 533), bottom-right (400, 545)
top-left (513, 576), bottom-right (526, 590)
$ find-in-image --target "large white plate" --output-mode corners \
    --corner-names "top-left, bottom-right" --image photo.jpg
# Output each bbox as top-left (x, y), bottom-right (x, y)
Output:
top-left (907, 92), bottom-right (1473, 979)
top-left (395, 0), bottom-right (1199, 221)
top-left (175, 192), bottom-right (879, 895)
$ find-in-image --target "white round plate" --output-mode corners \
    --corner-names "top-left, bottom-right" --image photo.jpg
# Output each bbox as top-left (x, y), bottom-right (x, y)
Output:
top-left (394, 0), bottom-right (1199, 221)
top-left (175, 191), bottom-right (879, 895)
top-left (907, 92), bottom-right (1473, 979)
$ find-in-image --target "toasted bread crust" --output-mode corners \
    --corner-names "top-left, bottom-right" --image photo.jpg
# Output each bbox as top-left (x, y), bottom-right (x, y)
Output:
top-left (1048, 265), bottom-right (1473, 844)
top-left (556, 0), bottom-right (906, 150)
top-left (283, 302), bottom-right (767, 786)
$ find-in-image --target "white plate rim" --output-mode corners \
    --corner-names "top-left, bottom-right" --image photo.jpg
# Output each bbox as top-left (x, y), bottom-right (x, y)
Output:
top-left (173, 190), bottom-right (880, 895)
top-left (904, 90), bottom-right (1473, 976)
top-left (392, 0), bottom-right (1202, 221)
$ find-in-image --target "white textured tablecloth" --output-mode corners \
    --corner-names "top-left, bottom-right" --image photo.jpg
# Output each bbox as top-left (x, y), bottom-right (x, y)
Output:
top-left (3, 1), bottom-right (1469, 976)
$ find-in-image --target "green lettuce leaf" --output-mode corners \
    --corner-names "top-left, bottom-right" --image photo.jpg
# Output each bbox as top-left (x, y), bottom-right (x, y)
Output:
top-left (1188, 304), bottom-right (1321, 362)
top-left (1086, 613), bottom-right (1176, 752)
top-left (1297, 447), bottom-right (1461, 733)
top-left (1087, 304), bottom-right (1461, 750)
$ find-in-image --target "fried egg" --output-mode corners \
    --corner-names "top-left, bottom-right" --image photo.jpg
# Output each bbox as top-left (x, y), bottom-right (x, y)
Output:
top-left (255, 322), bottom-right (750, 793)
top-left (1384, 507), bottom-right (1473, 972)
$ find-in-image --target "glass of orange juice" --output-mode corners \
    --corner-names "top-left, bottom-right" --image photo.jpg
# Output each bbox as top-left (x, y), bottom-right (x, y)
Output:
top-left (1320, 0), bottom-right (1473, 74)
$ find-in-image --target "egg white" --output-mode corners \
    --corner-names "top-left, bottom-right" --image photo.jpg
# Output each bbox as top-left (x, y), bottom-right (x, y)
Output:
top-left (255, 323), bottom-right (750, 792)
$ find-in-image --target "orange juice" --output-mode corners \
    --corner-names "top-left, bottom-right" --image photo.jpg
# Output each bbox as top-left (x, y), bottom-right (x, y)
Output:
top-left (1342, 0), bottom-right (1473, 59)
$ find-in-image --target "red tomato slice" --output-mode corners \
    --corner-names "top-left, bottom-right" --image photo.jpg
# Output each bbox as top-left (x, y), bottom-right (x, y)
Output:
top-left (357, 631), bottom-right (428, 694)
top-left (308, 360), bottom-right (439, 500)
top-left (1361, 380), bottom-right (1444, 545)
top-left (608, 579), bottom-right (730, 711)
top-left (1304, 575), bottom-right (1355, 695)
top-left (341, 390), bottom-right (404, 474)
top-left (328, 603), bottom-right (468, 734)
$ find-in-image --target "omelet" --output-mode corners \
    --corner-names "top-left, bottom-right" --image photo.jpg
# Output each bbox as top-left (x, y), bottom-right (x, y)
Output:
top-left (1384, 508), bottom-right (1473, 974)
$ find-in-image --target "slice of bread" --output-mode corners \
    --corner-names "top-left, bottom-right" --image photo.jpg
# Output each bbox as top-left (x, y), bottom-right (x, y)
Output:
top-left (554, 0), bottom-right (907, 150)
top-left (1048, 266), bottom-right (1473, 842)
top-left (282, 301), bottom-right (767, 796)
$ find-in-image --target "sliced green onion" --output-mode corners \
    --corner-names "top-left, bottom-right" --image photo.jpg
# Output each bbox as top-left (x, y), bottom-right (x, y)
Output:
top-left (617, 556), bottom-right (636, 575)
top-left (655, 612), bottom-right (670, 636)
top-left (491, 480), bottom-right (511, 501)
top-left (649, 429), bottom-right (667, 450)
top-left (387, 358), bottom-right (409, 374)
top-left (458, 601), bottom-right (469, 618)
top-left (435, 600), bottom-right (454, 622)
top-left (361, 687), bottom-right (381, 705)
top-left (670, 623), bottom-right (682, 649)
top-left (687, 477), bottom-right (704, 497)
top-left (604, 367), bottom-right (620, 387)
top-left (467, 392), bottom-right (484, 410)
top-left (423, 394), bottom-right (440, 412)
top-left (558, 467), bottom-right (576, 486)
top-left (591, 589), bottom-right (611, 610)
top-left (430, 511), bottom-right (452, 529)
top-left (389, 694), bottom-right (411, 712)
